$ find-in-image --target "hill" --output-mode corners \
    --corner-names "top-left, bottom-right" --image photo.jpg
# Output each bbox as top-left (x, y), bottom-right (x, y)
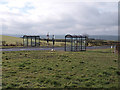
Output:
top-left (0, 35), bottom-right (23, 45)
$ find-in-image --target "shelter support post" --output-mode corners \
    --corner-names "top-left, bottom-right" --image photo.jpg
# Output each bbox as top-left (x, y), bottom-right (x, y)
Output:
top-left (65, 37), bottom-right (66, 51)
top-left (71, 37), bottom-right (73, 51)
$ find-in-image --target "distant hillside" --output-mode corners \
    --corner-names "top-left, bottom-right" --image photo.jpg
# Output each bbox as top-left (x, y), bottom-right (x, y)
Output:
top-left (0, 35), bottom-right (23, 45)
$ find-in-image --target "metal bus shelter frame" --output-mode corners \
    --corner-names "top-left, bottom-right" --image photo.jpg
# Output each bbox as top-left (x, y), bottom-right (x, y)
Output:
top-left (65, 34), bottom-right (87, 51)
top-left (23, 35), bottom-right (40, 47)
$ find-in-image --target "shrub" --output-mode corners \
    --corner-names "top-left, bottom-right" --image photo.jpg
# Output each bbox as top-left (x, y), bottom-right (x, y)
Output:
top-left (2, 41), bottom-right (6, 46)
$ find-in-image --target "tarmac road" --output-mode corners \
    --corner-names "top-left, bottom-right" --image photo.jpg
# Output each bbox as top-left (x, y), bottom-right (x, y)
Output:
top-left (0, 46), bottom-right (111, 51)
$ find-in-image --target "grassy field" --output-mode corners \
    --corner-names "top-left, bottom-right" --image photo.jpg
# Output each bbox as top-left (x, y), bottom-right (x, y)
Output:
top-left (2, 49), bottom-right (119, 89)
top-left (1, 35), bottom-right (23, 45)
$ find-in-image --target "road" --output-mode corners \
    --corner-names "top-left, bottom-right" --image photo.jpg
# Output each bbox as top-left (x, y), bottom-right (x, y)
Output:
top-left (0, 46), bottom-right (111, 51)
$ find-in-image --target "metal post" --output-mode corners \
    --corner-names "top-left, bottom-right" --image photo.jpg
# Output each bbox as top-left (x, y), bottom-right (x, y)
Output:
top-left (31, 37), bottom-right (32, 47)
top-left (35, 37), bottom-right (36, 47)
top-left (85, 37), bottom-right (86, 51)
top-left (47, 32), bottom-right (49, 47)
top-left (76, 37), bottom-right (77, 51)
top-left (27, 36), bottom-right (28, 47)
top-left (79, 37), bottom-right (80, 51)
top-left (65, 37), bottom-right (66, 51)
top-left (71, 37), bottom-right (73, 51)
top-left (81, 37), bottom-right (82, 51)
top-left (52, 35), bottom-right (55, 50)
top-left (39, 37), bottom-right (40, 47)
top-left (23, 36), bottom-right (24, 47)
top-left (74, 38), bottom-right (75, 51)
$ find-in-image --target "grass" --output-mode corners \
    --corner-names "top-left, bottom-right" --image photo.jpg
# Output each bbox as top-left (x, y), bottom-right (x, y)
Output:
top-left (40, 40), bottom-right (70, 47)
top-left (1, 35), bottom-right (23, 45)
top-left (2, 48), bottom-right (119, 89)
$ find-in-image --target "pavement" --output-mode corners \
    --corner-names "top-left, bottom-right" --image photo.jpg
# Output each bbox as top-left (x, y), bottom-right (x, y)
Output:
top-left (0, 46), bottom-right (111, 51)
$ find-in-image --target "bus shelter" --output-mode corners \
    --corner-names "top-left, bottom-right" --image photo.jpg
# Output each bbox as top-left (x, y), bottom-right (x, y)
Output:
top-left (65, 34), bottom-right (87, 51)
top-left (23, 35), bottom-right (40, 47)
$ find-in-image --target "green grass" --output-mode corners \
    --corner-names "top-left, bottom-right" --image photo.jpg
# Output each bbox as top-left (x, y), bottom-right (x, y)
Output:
top-left (2, 49), bottom-right (119, 88)
top-left (1, 35), bottom-right (23, 45)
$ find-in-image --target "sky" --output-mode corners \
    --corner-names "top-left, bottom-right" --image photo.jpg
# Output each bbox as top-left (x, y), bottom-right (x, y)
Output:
top-left (0, 0), bottom-right (118, 35)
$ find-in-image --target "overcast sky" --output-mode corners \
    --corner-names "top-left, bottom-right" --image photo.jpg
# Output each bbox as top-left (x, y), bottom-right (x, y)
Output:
top-left (0, 0), bottom-right (118, 35)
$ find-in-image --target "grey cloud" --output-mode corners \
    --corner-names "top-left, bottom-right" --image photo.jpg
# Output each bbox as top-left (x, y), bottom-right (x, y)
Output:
top-left (1, 2), bottom-right (118, 35)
